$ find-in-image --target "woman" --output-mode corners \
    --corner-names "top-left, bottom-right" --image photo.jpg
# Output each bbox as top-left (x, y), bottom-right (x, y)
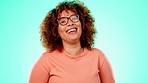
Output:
top-left (29, 1), bottom-right (115, 83)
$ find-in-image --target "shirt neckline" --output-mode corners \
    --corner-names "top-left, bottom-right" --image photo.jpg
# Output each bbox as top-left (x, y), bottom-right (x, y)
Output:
top-left (61, 48), bottom-right (89, 59)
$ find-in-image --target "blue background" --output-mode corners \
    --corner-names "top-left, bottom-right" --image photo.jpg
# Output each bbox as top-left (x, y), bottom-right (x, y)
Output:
top-left (0, 0), bottom-right (148, 83)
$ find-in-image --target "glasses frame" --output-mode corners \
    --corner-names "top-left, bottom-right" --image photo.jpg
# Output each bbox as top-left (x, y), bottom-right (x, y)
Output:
top-left (57, 14), bottom-right (79, 26)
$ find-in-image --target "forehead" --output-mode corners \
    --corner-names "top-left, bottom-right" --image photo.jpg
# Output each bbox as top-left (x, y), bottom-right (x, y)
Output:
top-left (58, 10), bottom-right (76, 18)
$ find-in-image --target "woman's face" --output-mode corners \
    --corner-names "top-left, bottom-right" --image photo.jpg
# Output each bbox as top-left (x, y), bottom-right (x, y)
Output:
top-left (57, 10), bottom-right (82, 44)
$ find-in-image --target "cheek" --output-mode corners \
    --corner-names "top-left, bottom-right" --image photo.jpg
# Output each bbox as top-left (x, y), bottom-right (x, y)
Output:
top-left (78, 22), bottom-right (82, 31)
top-left (58, 26), bottom-right (65, 35)
top-left (57, 26), bottom-right (61, 35)
top-left (78, 21), bottom-right (82, 28)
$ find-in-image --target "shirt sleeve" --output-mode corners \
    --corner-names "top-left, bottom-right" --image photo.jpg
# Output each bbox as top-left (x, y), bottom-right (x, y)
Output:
top-left (29, 53), bottom-right (50, 83)
top-left (98, 51), bottom-right (115, 83)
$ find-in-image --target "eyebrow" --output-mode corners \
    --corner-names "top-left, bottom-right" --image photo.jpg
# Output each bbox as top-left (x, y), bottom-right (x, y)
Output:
top-left (58, 14), bottom-right (76, 19)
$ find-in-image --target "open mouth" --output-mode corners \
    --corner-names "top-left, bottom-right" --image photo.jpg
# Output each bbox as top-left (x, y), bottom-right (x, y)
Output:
top-left (66, 28), bottom-right (77, 34)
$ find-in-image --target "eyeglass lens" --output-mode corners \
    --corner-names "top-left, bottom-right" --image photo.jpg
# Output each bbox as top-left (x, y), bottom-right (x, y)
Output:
top-left (58, 14), bottom-right (79, 26)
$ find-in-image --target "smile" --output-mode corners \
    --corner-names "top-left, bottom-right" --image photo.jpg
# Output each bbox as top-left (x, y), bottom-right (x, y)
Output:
top-left (66, 28), bottom-right (77, 34)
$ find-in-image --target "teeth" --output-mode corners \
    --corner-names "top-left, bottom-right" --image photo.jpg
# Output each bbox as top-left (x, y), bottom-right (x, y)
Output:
top-left (67, 28), bottom-right (76, 33)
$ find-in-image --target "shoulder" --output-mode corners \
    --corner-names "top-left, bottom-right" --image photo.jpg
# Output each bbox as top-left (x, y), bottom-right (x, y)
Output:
top-left (36, 50), bottom-right (59, 67)
top-left (90, 48), bottom-right (105, 55)
top-left (41, 50), bottom-right (59, 59)
top-left (36, 50), bottom-right (59, 63)
top-left (89, 48), bottom-right (106, 59)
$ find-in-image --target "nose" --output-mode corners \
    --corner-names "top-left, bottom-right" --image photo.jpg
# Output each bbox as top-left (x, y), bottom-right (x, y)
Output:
top-left (67, 18), bottom-right (74, 26)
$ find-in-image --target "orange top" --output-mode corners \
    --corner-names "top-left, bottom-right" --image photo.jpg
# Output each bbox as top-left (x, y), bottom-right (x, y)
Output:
top-left (29, 48), bottom-right (115, 83)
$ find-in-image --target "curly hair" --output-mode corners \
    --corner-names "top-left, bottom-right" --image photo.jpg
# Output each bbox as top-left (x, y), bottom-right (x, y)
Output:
top-left (40, 0), bottom-right (96, 52)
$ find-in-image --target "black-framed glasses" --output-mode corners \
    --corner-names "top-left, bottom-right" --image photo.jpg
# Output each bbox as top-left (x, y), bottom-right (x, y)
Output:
top-left (57, 14), bottom-right (79, 26)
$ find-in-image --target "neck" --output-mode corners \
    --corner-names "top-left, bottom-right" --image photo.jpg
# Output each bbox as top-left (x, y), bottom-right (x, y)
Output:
top-left (62, 41), bottom-right (83, 56)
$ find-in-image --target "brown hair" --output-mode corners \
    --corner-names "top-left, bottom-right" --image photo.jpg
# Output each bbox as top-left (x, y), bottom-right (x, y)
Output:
top-left (40, 1), bottom-right (96, 52)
